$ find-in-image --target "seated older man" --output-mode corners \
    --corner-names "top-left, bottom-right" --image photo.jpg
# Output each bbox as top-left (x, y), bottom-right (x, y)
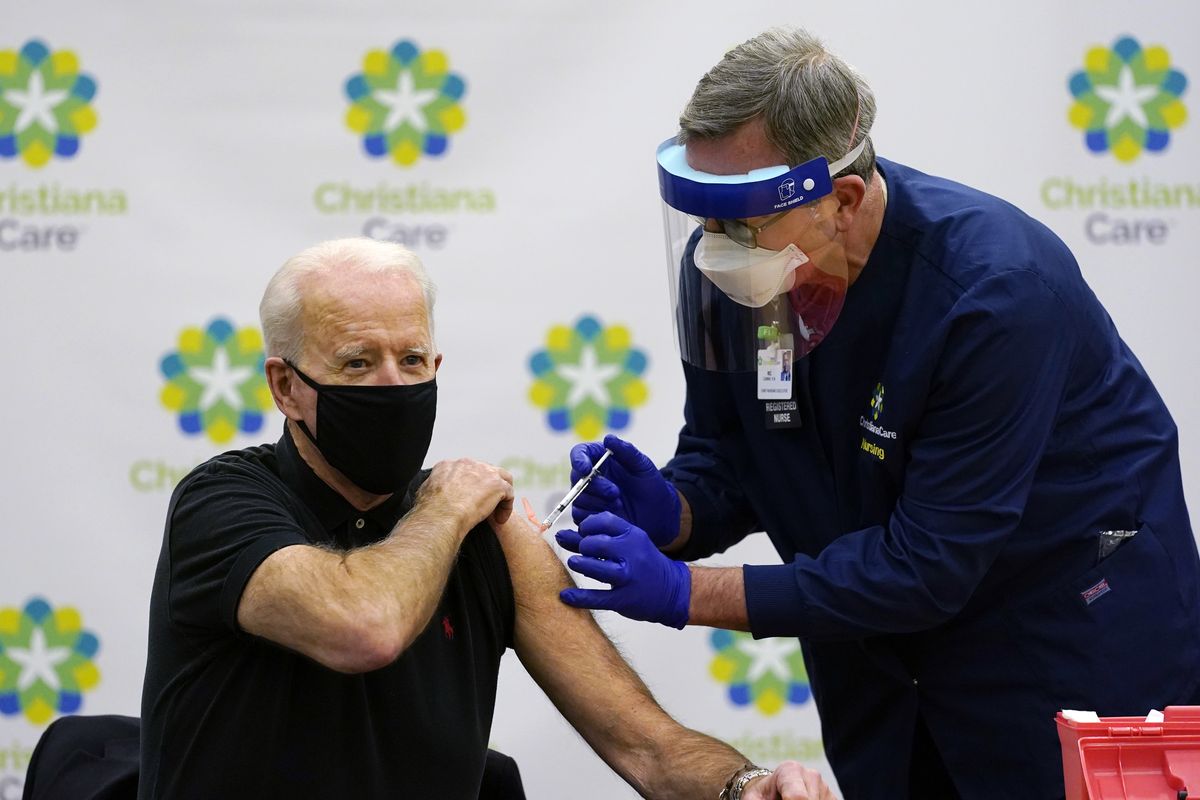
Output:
top-left (138, 238), bottom-right (834, 800)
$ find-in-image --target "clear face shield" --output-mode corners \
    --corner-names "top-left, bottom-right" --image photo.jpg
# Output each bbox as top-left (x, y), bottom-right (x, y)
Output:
top-left (657, 136), bottom-right (867, 374)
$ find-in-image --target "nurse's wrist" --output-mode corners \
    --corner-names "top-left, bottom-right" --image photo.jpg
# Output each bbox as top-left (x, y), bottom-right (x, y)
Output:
top-left (687, 565), bottom-right (750, 630)
top-left (662, 488), bottom-right (694, 554)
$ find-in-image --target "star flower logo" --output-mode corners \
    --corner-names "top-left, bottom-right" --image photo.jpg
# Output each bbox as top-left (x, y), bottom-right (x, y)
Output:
top-left (0, 597), bottom-right (101, 726)
top-left (709, 629), bottom-right (810, 716)
top-left (1068, 35), bottom-right (1188, 163)
top-left (344, 40), bottom-right (467, 167)
top-left (159, 317), bottom-right (275, 444)
top-left (528, 315), bottom-right (649, 439)
top-left (870, 383), bottom-right (884, 421)
top-left (0, 39), bottom-right (99, 168)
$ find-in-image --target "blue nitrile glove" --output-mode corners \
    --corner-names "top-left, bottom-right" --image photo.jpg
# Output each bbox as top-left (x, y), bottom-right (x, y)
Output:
top-left (568, 434), bottom-right (681, 548)
top-left (556, 511), bottom-right (691, 629)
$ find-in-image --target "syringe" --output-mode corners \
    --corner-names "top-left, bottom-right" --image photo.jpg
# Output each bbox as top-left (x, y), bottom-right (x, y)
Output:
top-left (541, 449), bottom-right (613, 530)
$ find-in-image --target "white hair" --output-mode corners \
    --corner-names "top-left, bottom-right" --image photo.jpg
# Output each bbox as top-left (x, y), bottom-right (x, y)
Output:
top-left (259, 237), bottom-right (437, 362)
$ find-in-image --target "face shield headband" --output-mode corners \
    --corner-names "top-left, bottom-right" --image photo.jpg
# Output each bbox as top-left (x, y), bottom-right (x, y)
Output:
top-left (655, 134), bottom-right (868, 220)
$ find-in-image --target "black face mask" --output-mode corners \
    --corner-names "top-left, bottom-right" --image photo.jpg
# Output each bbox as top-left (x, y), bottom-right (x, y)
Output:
top-left (287, 362), bottom-right (437, 494)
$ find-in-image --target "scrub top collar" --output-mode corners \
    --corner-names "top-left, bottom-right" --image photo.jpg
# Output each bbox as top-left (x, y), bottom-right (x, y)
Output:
top-left (846, 160), bottom-right (896, 303)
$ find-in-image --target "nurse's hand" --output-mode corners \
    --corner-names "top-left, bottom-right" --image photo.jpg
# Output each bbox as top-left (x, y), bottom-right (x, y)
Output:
top-left (556, 512), bottom-right (690, 628)
top-left (743, 761), bottom-right (838, 800)
top-left (568, 434), bottom-right (682, 548)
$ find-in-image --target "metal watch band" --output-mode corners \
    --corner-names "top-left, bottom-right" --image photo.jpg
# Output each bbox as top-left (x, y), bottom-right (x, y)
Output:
top-left (719, 765), bottom-right (772, 800)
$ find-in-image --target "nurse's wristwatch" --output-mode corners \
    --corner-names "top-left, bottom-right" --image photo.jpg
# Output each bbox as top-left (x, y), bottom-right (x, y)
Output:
top-left (719, 763), bottom-right (772, 800)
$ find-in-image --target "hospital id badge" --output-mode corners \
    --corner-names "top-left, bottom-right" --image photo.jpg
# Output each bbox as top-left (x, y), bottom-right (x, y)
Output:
top-left (757, 346), bottom-right (793, 400)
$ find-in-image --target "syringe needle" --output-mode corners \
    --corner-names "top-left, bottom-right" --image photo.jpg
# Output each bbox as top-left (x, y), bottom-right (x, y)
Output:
top-left (541, 449), bottom-right (613, 530)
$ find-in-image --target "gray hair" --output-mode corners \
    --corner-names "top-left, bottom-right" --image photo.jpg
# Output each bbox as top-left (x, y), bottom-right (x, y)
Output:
top-left (678, 27), bottom-right (876, 183)
top-left (259, 237), bottom-right (437, 363)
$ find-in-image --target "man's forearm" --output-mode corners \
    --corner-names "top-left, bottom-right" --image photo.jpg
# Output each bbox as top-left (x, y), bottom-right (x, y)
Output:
top-left (240, 458), bottom-right (513, 673)
top-left (342, 502), bottom-right (470, 651)
top-left (496, 515), bottom-right (762, 798)
top-left (636, 726), bottom-right (759, 800)
top-left (688, 565), bottom-right (751, 631)
top-left (238, 502), bottom-right (469, 673)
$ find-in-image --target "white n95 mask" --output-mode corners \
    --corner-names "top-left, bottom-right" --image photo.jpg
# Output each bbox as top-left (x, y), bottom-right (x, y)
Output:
top-left (693, 231), bottom-right (810, 308)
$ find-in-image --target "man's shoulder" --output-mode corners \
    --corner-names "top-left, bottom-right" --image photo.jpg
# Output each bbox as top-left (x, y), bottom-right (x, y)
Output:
top-left (171, 442), bottom-right (285, 502)
top-left (161, 440), bottom-right (316, 556)
top-left (189, 441), bottom-right (280, 477)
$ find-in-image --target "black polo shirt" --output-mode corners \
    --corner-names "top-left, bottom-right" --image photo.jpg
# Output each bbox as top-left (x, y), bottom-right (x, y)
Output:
top-left (139, 428), bottom-right (514, 799)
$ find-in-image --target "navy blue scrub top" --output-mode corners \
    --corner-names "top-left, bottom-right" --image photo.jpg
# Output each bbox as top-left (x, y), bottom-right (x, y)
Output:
top-left (663, 158), bottom-right (1200, 798)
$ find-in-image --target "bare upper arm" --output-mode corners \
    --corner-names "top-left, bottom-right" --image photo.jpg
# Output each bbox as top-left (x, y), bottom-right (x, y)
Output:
top-left (488, 516), bottom-right (671, 774)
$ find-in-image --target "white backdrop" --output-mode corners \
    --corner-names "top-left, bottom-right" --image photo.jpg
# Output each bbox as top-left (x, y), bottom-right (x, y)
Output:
top-left (1, 2), bottom-right (1197, 797)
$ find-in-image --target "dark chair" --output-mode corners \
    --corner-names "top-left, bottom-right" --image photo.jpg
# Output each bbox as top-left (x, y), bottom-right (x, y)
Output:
top-left (23, 714), bottom-right (139, 800)
top-left (480, 748), bottom-right (527, 799)
top-left (24, 714), bottom-right (524, 799)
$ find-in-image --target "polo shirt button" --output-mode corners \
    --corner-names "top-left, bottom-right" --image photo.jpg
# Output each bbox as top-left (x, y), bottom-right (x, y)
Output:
top-left (355, 518), bottom-right (365, 529)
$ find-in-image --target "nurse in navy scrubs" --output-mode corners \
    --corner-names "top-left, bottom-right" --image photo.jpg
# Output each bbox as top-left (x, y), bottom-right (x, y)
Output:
top-left (557, 26), bottom-right (1200, 800)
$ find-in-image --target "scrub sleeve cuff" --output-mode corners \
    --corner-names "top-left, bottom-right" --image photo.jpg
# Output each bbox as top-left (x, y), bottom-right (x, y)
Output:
top-left (672, 481), bottom-right (724, 562)
top-left (743, 563), bottom-right (809, 638)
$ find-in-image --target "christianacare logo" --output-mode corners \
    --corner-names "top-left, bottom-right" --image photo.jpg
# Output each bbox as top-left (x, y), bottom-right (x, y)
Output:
top-left (709, 630), bottom-right (811, 716)
top-left (159, 317), bottom-right (274, 445)
top-left (869, 382), bottom-right (884, 421)
top-left (0, 597), bottom-right (100, 725)
top-left (344, 40), bottom-right (467, 167)
top-left (1068, 35), bottom-right (1188, 163)
top-left (528, 315), bottom-right (649, 439)
top-left (0, 40), bottom-right (99, 169)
